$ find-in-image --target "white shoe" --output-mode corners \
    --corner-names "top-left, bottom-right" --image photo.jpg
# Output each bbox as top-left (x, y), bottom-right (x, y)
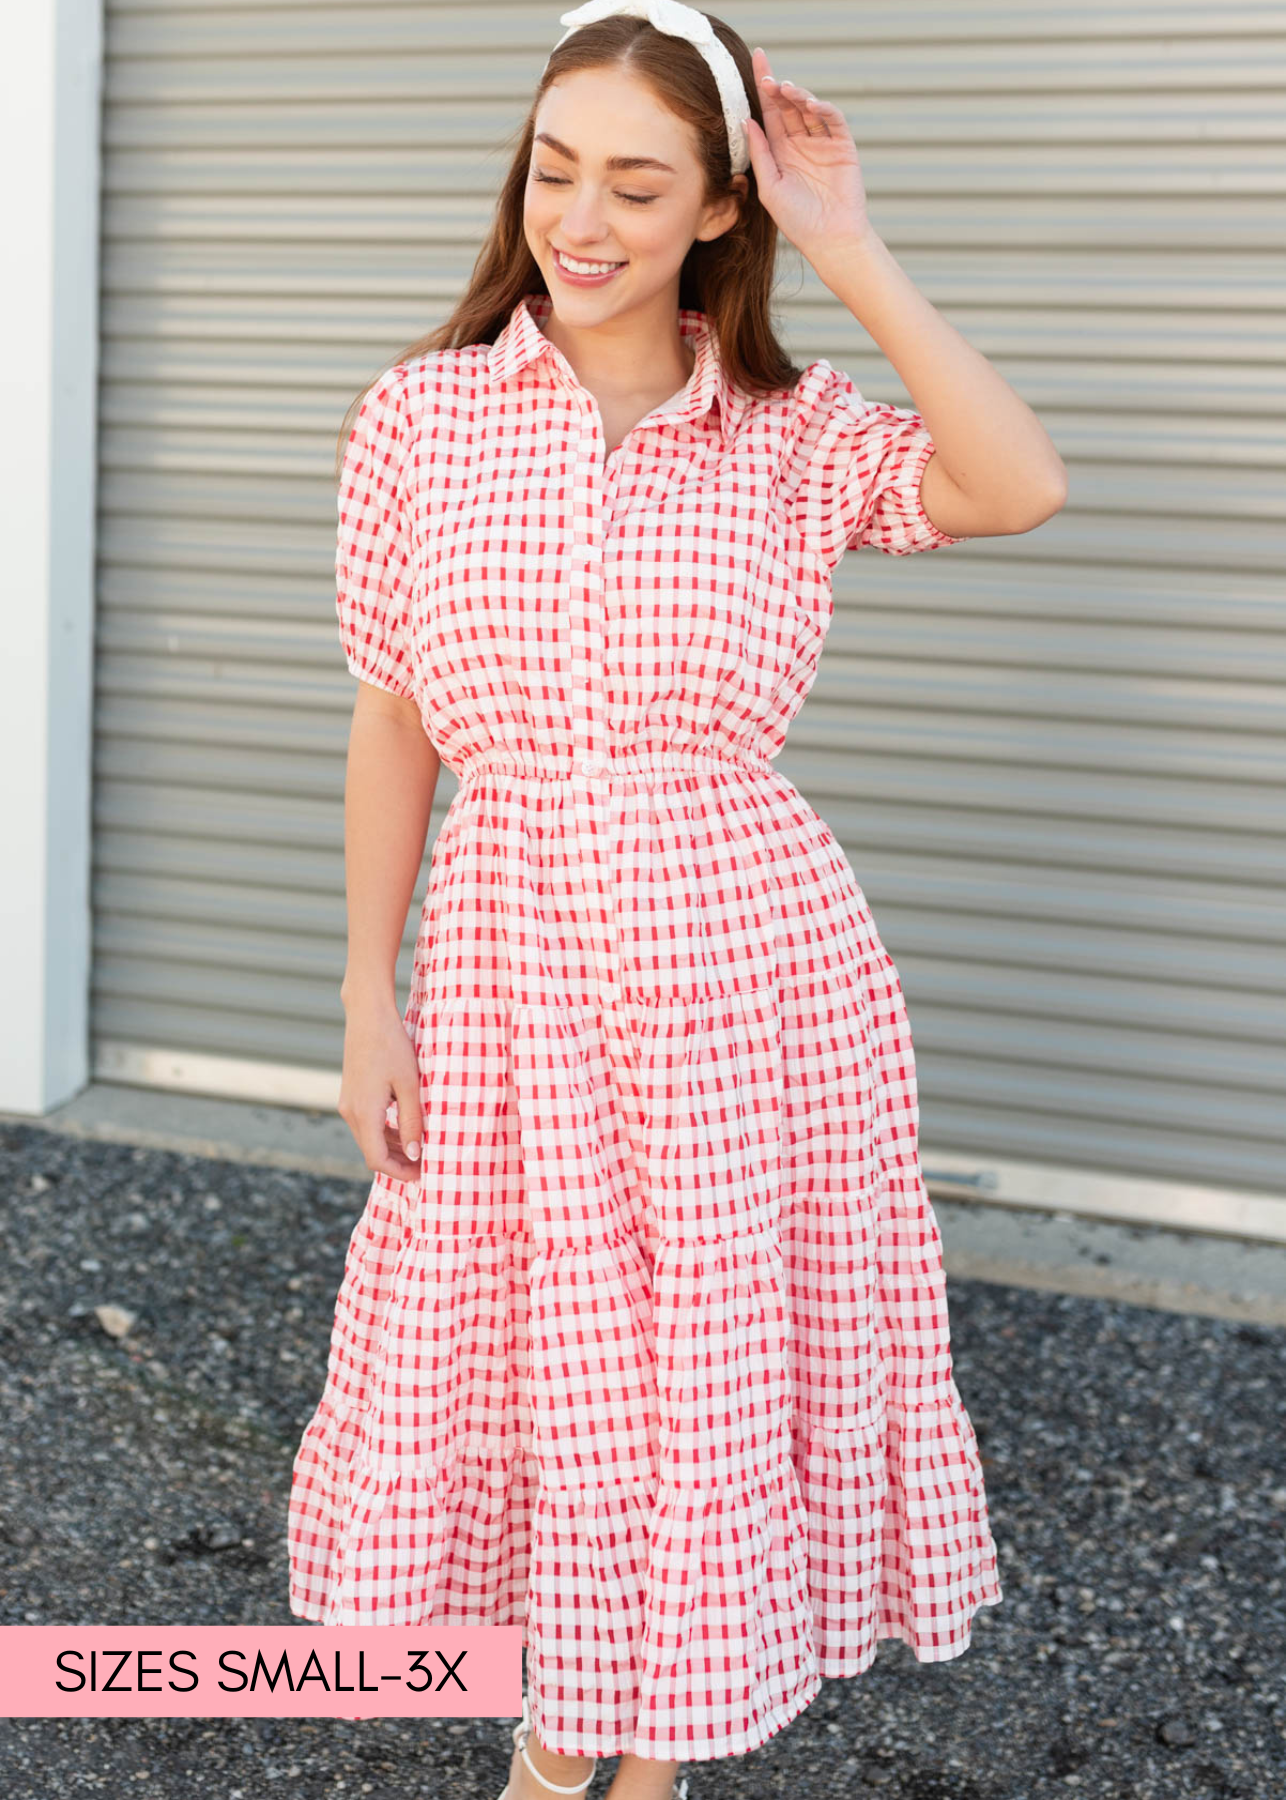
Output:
top-left (494, 1694), bottom-right (690, 1800)
top-left (497, 1693), bottom-right (596, 1799)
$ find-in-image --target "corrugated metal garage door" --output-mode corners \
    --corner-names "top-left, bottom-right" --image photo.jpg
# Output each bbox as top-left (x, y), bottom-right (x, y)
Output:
top-left (92, 4), bottom-right (1286, 1206)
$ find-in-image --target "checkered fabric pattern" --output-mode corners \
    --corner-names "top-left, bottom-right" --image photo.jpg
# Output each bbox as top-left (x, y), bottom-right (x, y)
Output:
top-left (288, 292), bottom-right (1001, 1760)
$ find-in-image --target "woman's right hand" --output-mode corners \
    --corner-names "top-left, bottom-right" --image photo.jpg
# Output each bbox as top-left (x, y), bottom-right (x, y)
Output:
top-left (337, 996), bottom-right (424, 1182)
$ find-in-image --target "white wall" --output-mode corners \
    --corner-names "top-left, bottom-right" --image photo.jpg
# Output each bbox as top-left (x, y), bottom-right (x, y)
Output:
top-left (0, 0), bottom-right (103, 1112)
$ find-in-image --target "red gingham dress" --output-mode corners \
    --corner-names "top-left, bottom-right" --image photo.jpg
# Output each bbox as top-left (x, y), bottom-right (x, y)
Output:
top-left (288, 290), bottom-right (1003, 1760)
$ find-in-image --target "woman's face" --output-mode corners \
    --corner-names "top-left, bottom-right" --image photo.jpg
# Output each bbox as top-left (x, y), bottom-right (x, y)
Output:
top-left (524, 65), bottom-right (745, 323)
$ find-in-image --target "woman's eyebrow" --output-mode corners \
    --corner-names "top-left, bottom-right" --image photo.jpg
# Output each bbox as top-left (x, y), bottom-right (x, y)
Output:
top-left (534, 131), bottom-right (676, 174)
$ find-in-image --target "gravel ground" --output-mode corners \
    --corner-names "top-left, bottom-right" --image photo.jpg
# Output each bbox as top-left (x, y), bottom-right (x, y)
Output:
top-left (0, 1119), bottom-right (1282, 1800)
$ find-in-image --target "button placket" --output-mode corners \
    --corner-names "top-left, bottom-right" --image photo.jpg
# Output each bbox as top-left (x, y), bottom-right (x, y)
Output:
top-left (567, 399), bottom-right (621, 1007)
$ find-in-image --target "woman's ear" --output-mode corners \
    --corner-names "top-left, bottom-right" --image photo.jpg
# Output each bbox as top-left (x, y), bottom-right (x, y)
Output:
top-left (701, 176), bottom-right (748, 242)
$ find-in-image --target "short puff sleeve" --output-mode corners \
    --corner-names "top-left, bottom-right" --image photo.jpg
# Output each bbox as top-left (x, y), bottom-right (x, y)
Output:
top-left (778, 361), bottom-right (965, 570)
top-left (335, 367), bottom-right (416, 699)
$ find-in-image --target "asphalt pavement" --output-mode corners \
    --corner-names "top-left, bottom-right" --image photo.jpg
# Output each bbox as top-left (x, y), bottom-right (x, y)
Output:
top-left (0, 1106), bottom-right (1282, 1800)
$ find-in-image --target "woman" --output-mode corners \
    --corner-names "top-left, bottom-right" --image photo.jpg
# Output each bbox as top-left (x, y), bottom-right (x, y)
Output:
top-left (288, 7), bottom-right (1067, 1798)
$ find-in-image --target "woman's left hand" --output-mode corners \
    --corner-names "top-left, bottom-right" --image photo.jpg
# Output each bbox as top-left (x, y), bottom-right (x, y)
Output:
top-left (746, 47), bottom-right (873, 260)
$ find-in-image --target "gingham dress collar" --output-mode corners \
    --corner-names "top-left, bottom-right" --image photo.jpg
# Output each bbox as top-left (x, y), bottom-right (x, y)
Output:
top-left (488, 289), bottom-right (744, 448)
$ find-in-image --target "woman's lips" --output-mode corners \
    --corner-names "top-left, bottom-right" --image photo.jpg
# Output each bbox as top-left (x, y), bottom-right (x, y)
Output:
top-left (552, 247), bottom-right (628, 285)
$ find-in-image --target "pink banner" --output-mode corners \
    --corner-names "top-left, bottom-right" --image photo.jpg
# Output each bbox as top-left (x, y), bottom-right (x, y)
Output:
top-left (0, 1625), bottom-right (522, 1718)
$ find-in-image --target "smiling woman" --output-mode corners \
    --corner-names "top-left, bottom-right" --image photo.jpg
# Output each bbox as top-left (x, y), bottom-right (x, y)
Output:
top-left (293, 7), bottom-right (1009, 1799)
top-left (327, 7), bottom-right (798, 483)
top-left (520, 64), bottom-right (751, 388)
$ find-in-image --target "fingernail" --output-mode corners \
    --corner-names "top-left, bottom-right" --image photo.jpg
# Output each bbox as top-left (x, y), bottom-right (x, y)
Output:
top-left (406, 1141), bottom-right (421, 1159)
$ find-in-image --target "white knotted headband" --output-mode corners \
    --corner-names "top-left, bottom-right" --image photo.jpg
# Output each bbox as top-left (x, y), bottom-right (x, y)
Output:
top-left (543, 0), bottom-right (753, 175)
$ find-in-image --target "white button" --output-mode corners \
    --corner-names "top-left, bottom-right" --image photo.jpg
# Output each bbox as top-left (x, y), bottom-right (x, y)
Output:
top-left (580, 756), bottom-right (605, 776)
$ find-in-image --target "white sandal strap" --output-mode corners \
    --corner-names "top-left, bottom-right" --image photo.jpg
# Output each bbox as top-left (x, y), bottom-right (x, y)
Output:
top-left (512, 1695), bottom-right (594, 1795)
top-left (519, 1740), bottom-right (595, 1793)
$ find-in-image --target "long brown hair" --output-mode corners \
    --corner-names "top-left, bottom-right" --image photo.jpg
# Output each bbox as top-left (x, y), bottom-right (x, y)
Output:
top-left (334, 9), bottom-right (806, 479)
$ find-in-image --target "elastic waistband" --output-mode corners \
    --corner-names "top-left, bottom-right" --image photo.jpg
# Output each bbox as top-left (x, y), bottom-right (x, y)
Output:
top-left (455, 747), bottom-right (779, 786)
